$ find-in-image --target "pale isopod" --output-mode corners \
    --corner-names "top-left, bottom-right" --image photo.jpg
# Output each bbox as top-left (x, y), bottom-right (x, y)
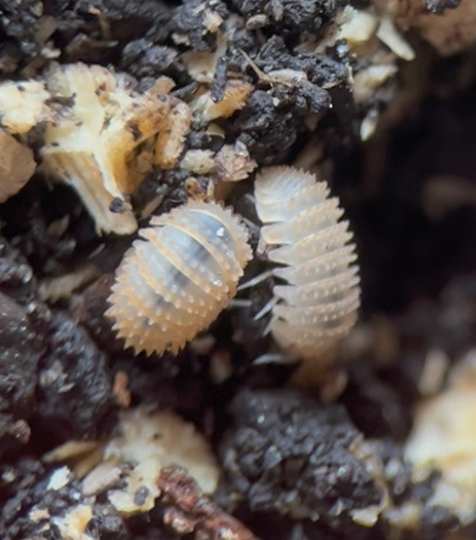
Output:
top-left (106, 201), bottom-right (252, 356)
top-left (253, 166), bottom-right (360, 361)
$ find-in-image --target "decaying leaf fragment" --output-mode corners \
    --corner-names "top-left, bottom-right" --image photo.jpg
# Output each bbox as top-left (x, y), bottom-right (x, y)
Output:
top-left (405, 352), bottom-right (476, 525)
top-left (104, 408), bottom-right (219, 515)
top-left (317, 4), bottom-right (415, 140)
top-left (182, 32), bottom-right (228, 84)
top-left (353, 60), bottom-right (399, 104)
top-left (190, 80), bottom-right (254, 122)
top-left (157, 466), bottom-right (259, 540)
top-left (44, 407), bottom-right (219, 517)
top-left (375, 0), bottom-right (476, 56)
top-left (0, 128), bottom-right (37, 202)
top-left (179, 149), bottom-right (215, 175)
top-left (51, 505), bottom-right (94, 540)
top-left (179, 141), bottom-right (256, 185)
top-left (40, 63), bottom-right (176, 235)
top-left (154, 100), bottom-right (192, 169)
top-left (212, 140), bottom-right (257, 183)
top-left (0, 80), bottom-right (57, 134)
top-left (39, 264), bottom-right (100, 303)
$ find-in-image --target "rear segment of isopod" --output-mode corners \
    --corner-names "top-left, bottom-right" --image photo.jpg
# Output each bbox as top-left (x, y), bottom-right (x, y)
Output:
top-left (106, 201), bottom-right (252, 356)
top-left (254, 166), bottom-right (360, 361)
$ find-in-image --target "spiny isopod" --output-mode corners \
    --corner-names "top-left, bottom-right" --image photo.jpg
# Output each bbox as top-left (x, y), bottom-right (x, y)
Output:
top-left (254, 166), bottom-right (360, 361)
top-left (106, 200), bottom-right (252, 356)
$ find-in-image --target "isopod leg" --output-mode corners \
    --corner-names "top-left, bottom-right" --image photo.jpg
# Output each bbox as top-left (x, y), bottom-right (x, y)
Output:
top-left (236, 269), bottom-right (274, 291)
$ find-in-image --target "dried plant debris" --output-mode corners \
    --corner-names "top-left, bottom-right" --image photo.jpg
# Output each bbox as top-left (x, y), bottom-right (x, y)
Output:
top-left (39, 264), bottom-right (100, 303)
top-left (223, 1), bottom-right (416, 141)
top-left (171, 0), bottom-right (228, 51)
top-left (0, 456), bottom-right (135, 540)
top-left (103, 408), bottom-right (219, 515)
top-left (212, 141), bottom-right (257, 183)
top-left (376, 0), bottom-right (476, 56)
top-left (52, 504), bottom-right (95, 540)
top-left (45, 407), bottom-right (219, 517)
top-left (182, 31), bottom-right (227, 84)
top-left (170, 0), bottom-right (408, 156)
top-left (190, 80), bottom-right (254, 123)
top-left (0, 80), bottom-right (58, 134)
top-left (405, 352), bottom-right (476, 526)
top-left (0, 61), bottom-right (257, 235)
top-left (179, 149), bottom-right (216, 175)
top-left (154, 100), bottom-right (193, 170)
top-left (0, 0), bottom-right (423, 235)
top-left (0, 129), bottom-right (36, 203)
top-left (313, 4), bottom-right (416, 139)
top-left (219, 389), bottom-right (385, 526)
top-left (179, 142), bottom-right (257, 187)
top-left (157, 465), bottom-right (259, 540)
top-left (323, 4), bottom-right (415, 62)
top-left (361, 438), bottom-right (460, 538)
top-left (39, 63), bottom-right (177, 235)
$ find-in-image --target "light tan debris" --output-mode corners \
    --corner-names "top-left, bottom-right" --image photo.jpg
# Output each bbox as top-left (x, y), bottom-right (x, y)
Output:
top-left (0, 128), bottom-right (36, 202)
top-left (185, 176), bottom-right (209, 201)
top-left (182, 33), bottom-right (228, 83)
top-left (190, 80), bottom-right (254, 122)
top-left (39, 265), bottom-right (100, 303)
top-left (180, 149), bottom-right (215, 174)
top-left (67, 408), bottom-right (220, 516)
top-left (418, 348), bottom-right (450, 395)
top-left (405, 351), bottom-right (476, 524)
top-left (337, 7), bottom-right (379, 46)
top-left (43, 440), bottom-right (99, 463)
top-left (47, 466), bottom-right (73, 491)
top-left (103, 408), bottom-right (219, 515)
top-left (29, 506), bottom-right (51, 523)
top-left (376, 15), bottom-right (415, 61)
top-left (209, 349), bottom-right (233, 384)
top-left (309, 3), bottom-right (415, 140)
top-left (112, 371), bottom-right (131, 408)
top-left (40, 63), bottom-right (175, 235)
top-left (154, 101), bottom-right (192, 169)
top-left (353, 62), bottom-right (399, 104)
top-left (52, 505), bottom-right (94, 540)
top-left (43, 407), bottom-right (220, 517)
top-left (0, 80), bottom-right (56, 134)
top-left (212, 141), bottom-right (257, 183)
top-left (377, 0), bottom-right (476, 56)
top-left (81, 461), bottom-right (123, 497)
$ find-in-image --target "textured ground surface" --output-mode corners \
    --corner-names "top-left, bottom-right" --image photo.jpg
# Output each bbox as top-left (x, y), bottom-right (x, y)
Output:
top-left (0, 0), bottom-right (476, 539)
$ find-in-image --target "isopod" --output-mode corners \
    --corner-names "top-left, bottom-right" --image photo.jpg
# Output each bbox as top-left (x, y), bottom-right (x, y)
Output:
top-left (253, 166), bottom-right (360, 361)
top-left (106, 200), bottom-right (252, 356)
